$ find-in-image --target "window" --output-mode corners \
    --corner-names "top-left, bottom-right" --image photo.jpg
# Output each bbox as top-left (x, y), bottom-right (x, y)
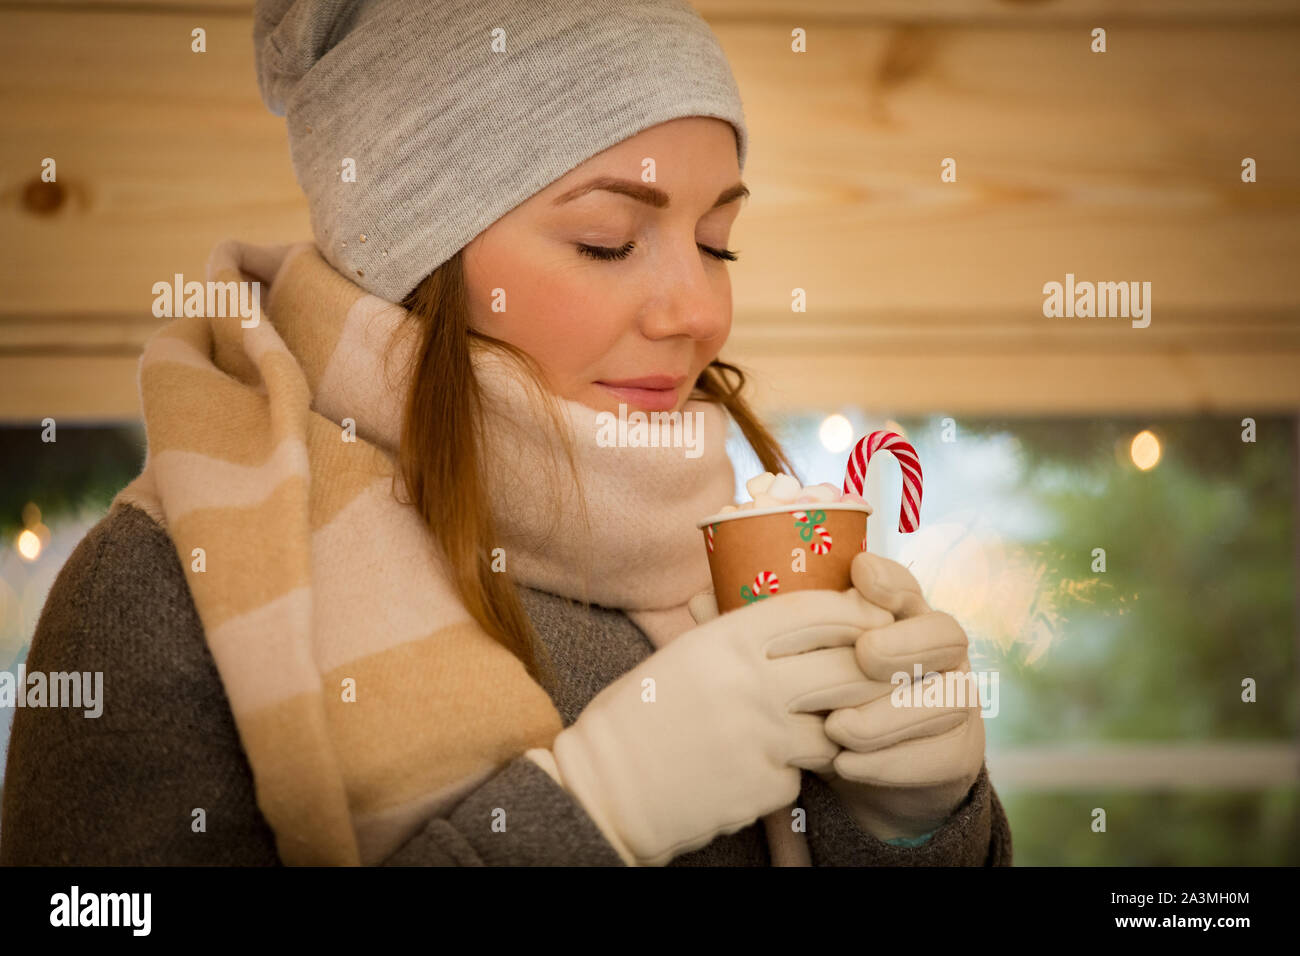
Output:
top-left (732, 411), bottom-right (1299, 865)
top-left (0, 423), bottom-right (146, 813)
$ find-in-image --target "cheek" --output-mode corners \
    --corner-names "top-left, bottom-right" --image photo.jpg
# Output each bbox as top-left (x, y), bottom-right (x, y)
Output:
top-left (477, 267), bottom-right (617, 387)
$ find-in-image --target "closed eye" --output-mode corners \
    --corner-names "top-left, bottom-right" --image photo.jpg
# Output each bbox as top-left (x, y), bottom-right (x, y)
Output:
top-left (576, 242), bottom-right (738, 262)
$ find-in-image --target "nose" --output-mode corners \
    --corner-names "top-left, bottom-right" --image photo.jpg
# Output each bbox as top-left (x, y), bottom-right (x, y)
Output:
top-left (637, 242), bottom-right (731, 342)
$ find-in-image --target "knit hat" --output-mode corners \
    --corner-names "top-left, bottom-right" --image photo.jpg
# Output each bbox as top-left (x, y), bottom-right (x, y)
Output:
top-left (253, 0), bottom-right (749, 305)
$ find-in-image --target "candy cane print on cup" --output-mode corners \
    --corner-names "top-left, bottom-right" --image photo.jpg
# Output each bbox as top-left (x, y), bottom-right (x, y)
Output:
top-left (843, 431), bottom-right (924, 534)
top-left (705, 523), bottom-right (716, 553)
top-left (739, 570), bottom-right (780, 605)
top-left (792, 510), bottom-right (833, 555)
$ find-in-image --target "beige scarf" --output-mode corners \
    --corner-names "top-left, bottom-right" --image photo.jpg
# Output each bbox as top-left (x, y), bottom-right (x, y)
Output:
top-left (112, 240), bottom-right (817, 865)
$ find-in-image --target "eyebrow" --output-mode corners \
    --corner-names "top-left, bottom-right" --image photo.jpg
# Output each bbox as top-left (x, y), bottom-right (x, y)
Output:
top-left (552, 176), bottom-right (749, 210)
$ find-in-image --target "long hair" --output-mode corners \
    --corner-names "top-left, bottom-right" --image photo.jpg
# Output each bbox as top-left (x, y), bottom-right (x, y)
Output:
top-left (390, 248), bottom-right (796, 681)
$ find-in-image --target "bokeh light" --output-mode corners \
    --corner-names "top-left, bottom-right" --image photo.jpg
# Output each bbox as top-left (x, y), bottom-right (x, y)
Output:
top-left (16, 530), bottom-right (42, 562)
top-left (818, 413), bottom-right (854, 452)
top-left (1130, 429), bottom-right (1161, 470)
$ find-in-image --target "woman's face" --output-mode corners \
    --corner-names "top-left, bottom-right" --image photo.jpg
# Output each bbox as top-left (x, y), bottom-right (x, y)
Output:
top-left (463, 116), bottom-right (745, 414)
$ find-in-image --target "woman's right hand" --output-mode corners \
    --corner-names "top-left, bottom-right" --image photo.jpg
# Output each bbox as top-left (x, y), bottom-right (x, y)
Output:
top-left (525, 588), bottom-right (889, 865)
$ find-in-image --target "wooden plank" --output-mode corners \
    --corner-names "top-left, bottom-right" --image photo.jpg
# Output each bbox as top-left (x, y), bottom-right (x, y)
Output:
top-left (7, 1), bottom-right (248, 11)
top-left (0, 9), bottom-right (309, 315)
top-left (696, 0), bottom-right (1300, 24)
top-left (720, 21), bottom-right (1300, 318)
top-left (731, 350), bottom-right (1300, 415)
top-left (2, 8), bottom-right (1296, 419)
top-left (3, 340), bottom-right (1296, 421)
top-left (14, 1), bottom-right (1300, 23)
top-left (0, 356), bottom-right (142, 422)
top-left (0, 313), bottom-right (162, 352)
top-left (2, 11), bottom-right (1296, 320)
top-left (727, 308), bottom-right (1300, 353)
top-left (3, 306), bottom-right (1294, 354)
top-left (3, 305), bottom-right (1295, 419)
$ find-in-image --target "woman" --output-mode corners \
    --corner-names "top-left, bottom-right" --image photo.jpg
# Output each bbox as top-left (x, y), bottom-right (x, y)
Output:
top-left (0, 0), bottom-right (1010, 867)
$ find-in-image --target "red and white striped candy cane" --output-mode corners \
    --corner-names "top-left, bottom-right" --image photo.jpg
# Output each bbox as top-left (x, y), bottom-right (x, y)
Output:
top-left (843, 430), bottom-right (923, 533)
top-left (792, 511), bottom-right (833, 555)
top-left (705, 523), bottom-right (715, 553)
top-left (753, 571), bottom-right (780, 595)
top-left (810, 526), bottom-right (832, 554)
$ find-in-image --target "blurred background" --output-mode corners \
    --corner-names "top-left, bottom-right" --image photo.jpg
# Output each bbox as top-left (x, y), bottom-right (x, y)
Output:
top-left (1, 0), bottom-right (1297, 864)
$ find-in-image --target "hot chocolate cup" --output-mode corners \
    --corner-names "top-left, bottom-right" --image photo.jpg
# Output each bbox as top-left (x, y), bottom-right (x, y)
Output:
top-left (697, 502), bottom-right (873, 613)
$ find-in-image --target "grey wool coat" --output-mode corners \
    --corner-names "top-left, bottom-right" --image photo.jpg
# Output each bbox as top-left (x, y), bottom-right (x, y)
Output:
top-left (1, 504), bottom-right (1013, 866)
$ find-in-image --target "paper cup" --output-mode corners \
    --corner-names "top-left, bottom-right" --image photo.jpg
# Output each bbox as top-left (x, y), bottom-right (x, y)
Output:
top-left (697, 502), bottom-right (873, 613)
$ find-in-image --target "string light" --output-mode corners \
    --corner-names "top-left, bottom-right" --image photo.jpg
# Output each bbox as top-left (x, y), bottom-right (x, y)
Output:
top-left (1130, 429), bottom-right (1161, 470)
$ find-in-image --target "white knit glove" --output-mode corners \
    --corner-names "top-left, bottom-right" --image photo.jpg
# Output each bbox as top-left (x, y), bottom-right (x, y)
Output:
top-left (525, 588), bottom-right (889, 866)
top-left (819, 551), bottom-right (986, 843)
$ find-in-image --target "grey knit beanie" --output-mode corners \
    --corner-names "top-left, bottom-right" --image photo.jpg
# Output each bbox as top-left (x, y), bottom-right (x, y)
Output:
top-left (253, 0), bottom-right (748, 305)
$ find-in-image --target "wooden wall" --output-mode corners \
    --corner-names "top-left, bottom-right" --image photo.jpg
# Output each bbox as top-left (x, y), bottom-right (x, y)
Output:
top-left (2, 0), bottom-right (1297, 419)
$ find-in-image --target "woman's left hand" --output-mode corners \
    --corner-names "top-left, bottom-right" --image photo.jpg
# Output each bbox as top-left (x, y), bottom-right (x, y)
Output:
top-left (820, 551), bottom-right (986, 843)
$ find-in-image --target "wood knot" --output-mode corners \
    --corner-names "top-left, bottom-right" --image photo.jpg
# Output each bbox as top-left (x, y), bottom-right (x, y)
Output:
top-left (877, 25), bottom-right (938, 90)
top-left (22, 179), bottom-right (66, 215)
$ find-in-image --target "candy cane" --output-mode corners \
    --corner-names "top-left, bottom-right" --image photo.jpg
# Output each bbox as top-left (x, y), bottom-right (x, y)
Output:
top-left (792, 511), bottom-right (833, 555)
top-left (740, 570), bottom-right (780, 605)
top-left (705, 523), bottom-right (715, 553)
top-left (844, 431), bottom-right (923, 533)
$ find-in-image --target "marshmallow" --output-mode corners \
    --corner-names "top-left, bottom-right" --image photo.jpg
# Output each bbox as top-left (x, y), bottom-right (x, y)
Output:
top-left (804, 482), bottom-right (840, 503)
top-left (732, 469), bottom-right (872, 513)
top-left (719, 504), bottom-right (738, 513)
top-left (767, 473), bottom-right (802, 503)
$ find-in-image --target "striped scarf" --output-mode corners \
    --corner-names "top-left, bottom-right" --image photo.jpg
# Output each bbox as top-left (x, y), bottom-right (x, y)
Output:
top-left (110, 239), bottom-right (738, 865)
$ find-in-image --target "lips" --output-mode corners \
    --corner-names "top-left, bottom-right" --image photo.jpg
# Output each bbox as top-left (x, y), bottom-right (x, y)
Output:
top-left (599, 375), bottom-right (684, 390)
top-left (596, 375), bottom-right (687, 412)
